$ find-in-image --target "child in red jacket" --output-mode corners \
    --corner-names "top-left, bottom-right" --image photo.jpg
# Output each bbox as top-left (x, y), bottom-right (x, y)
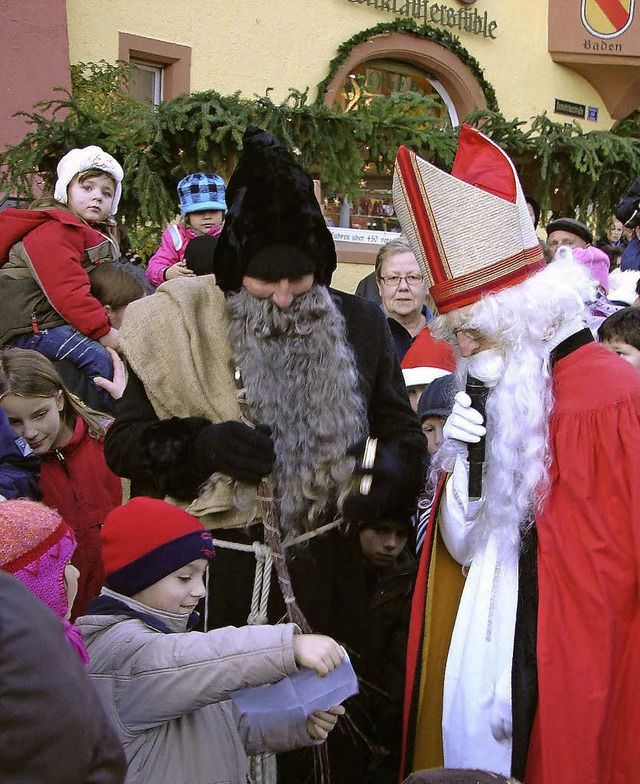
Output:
top-left (0, 146), bottom-right (124, 413)
top-left (0, 347), bottom-right (122, 619)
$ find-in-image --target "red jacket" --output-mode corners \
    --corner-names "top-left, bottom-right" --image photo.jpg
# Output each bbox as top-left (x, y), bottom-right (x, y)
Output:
top-left (0, 207), bottom-right (116, 343)
top-left (39, 415), bottom-right (122, 619)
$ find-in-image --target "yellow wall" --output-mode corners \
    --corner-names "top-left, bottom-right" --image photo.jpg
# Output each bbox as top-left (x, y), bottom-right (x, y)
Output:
top-left (67, 0), bottom-right (614, 129)
top-left (333, 260), bottom-right (372, 295)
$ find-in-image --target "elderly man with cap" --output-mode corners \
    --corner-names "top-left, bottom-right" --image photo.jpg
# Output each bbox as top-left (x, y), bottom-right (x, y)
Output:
top-left (545, 216), bottom-right (592, 259)
top-left (545, 217), bottom-right (620, 331)
top-left (393, 125), bottom-right (640, 784)
top-left (104, 125), bottom-right (425, 778)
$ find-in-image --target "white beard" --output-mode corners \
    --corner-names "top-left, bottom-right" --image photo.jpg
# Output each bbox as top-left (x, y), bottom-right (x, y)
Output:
top-left (433, 344), bottom-right (553, 558)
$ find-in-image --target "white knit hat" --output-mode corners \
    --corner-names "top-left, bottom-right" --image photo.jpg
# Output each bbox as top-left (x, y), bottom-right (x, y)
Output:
top-left (54, 145), bottom-right (124, 214)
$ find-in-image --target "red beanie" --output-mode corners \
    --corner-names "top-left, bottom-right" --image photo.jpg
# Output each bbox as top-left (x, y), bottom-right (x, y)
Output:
top-left (101, 497), bottom-right (214, 596)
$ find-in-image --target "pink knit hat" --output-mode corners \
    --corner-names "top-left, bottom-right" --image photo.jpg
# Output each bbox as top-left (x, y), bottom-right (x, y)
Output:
top-left (569, 246), bottom-right (611, 294)
top-left (0, 500), bottom-right (76, 621)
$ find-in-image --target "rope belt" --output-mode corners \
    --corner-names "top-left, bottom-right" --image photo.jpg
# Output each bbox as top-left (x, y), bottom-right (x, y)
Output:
top-left (210, 517), bottom-right (341, 784)
top-left (208, 538), bottom-right (273, 626)
top-left (209, 517), bottom-right (343, 627)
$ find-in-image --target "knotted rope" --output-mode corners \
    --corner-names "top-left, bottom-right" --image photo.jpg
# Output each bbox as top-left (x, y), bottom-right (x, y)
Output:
top-left (208, 537), bottom-right (274, 626)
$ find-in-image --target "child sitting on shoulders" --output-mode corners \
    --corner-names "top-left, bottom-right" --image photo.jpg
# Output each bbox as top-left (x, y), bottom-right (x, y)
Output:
top-left (597, 305), bottom-right (640, 372)
top-left (77, 497), bottom-right (345, 784)
top-left (0, 146), bottom-right (124, 414)
top-left (146, 172), bottom-right (226, 287)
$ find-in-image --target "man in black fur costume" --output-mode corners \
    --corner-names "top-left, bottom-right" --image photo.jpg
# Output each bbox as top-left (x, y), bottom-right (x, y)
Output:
top-left (105, 126), bottom-right (425, 781)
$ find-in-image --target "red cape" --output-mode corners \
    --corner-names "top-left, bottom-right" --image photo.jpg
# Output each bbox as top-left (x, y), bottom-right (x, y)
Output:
top-left (401, 341), bottom-right (640, 784)
top-left (526, 342), bottom-right (640, 784)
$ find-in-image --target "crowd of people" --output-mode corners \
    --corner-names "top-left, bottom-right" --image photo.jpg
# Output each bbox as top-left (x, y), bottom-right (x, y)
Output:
top-left (0, 121), bottom-right (638, 784)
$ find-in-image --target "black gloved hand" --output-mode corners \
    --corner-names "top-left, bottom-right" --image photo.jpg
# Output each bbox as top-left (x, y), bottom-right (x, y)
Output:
top-left (190, 421), bottom-right (275, 484)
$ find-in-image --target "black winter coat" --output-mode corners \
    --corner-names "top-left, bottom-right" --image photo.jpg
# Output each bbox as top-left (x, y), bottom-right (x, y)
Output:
top-left (105, 287), bottom-right (425, 510)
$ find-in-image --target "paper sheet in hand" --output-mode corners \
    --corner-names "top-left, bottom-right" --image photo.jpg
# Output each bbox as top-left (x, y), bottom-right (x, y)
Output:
top-left (229, 651), bottom-right (358, 729)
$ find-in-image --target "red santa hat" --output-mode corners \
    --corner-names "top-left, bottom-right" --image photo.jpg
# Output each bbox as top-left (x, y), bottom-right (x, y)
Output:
top-left (392, 124), bottom-right (545, 313)
top-left (401, 328), bottom-right (456, 388)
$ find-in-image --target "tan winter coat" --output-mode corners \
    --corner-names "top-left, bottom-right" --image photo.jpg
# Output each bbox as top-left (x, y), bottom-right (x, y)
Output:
top-left (77, 589), bottom-right (317, 784)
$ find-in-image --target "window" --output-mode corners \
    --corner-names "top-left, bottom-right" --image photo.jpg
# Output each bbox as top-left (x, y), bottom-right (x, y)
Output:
top-left (129, 61), bottom-right (164, 106)
top-left (335, 58), bottom-right (458, 127)
top-left (325, 58), bottom-right (459, 232)
top-left (119, 33), bottom-right (191, 103)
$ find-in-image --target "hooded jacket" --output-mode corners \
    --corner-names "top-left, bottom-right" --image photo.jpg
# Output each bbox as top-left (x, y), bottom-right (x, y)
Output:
top-left (77, 590), bottom-right (318, 784)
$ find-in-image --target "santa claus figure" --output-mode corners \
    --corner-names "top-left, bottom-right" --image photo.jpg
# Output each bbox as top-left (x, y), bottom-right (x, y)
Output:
top-left (394, 125), bottom-right (640, 784)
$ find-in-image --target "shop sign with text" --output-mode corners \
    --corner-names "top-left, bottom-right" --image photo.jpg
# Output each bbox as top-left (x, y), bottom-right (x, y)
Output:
top-left (347, 0), bottom-right (498, 38)
top-left (554, 98), bottom-right (586, 118)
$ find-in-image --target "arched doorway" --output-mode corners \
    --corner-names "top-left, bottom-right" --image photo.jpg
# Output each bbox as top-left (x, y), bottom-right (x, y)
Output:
top-left (323, 32), bottom-right (488, 122)
top-left (334, 58), bottom-right (459, 126)
top-left (320, 31), bottom-right (489, 233)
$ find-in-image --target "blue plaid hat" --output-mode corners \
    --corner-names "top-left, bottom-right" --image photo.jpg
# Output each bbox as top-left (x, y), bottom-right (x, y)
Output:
top-left (177, 172), bottom-right (227, 216)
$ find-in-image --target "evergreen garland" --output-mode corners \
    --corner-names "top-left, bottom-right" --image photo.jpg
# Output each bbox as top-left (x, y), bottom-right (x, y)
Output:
top-left (1, 60), bottom-right (639, 255)
top-left (314, 18), bottom-right (499, 112)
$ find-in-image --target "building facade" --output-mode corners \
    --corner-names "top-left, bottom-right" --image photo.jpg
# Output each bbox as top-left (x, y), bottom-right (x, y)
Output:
top-left (3, 0), bottom-right (640, 290)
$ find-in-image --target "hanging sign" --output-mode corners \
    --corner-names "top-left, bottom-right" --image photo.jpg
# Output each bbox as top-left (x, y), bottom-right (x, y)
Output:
top-left (554, 98), bottom-right (586, 118)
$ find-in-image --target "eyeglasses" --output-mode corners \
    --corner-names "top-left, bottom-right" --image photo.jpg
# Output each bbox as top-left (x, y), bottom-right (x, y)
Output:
top-left (378, 274), bottom-right (425, 288)
top-left (454, 328), bottom-right (484, 341)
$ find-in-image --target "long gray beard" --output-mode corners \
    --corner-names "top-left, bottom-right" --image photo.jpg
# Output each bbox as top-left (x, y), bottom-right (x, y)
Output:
top-left (226, 284), bottom-right (368, 541)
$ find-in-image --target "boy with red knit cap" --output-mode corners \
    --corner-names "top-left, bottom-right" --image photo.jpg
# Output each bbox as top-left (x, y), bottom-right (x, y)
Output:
top-left (77, 496), bottom-right (346, 784)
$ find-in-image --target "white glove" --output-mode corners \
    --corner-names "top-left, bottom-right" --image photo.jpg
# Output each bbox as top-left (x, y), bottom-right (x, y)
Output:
top-left (488, 668), bottom-right (513, 742)
top-left (442, 391), bottom-right (486, 447)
